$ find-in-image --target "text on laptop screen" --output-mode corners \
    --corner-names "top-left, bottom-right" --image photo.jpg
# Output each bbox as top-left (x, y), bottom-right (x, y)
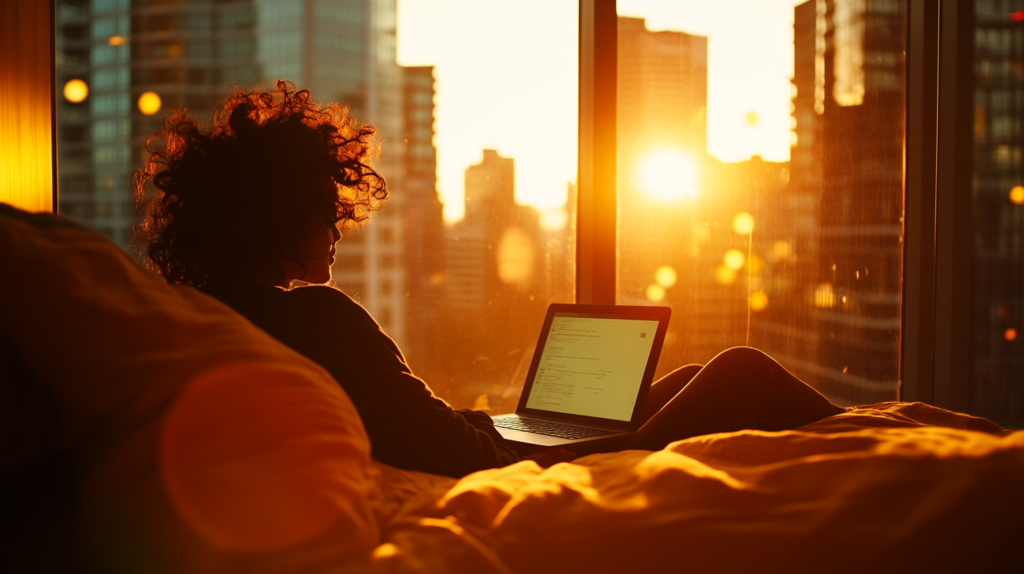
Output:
top-left (525, 314), bottom-right (660, 421)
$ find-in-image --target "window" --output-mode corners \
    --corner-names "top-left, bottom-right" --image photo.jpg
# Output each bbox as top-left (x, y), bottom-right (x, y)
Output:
top-left (970, 0), bottom-right (1024, 428)
top-left (614, 0), bottom-right (905, 406)
top-left (53, 1), bottom-right (1010, 425)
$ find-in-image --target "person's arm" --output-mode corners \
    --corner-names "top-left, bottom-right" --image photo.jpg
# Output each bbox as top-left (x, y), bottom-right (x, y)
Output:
top-left (281, 286), bottom-right (520, 478)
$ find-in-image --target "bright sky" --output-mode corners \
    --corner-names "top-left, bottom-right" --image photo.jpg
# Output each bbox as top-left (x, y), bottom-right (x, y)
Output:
top-left (397, 0), bottom-right (805, 221)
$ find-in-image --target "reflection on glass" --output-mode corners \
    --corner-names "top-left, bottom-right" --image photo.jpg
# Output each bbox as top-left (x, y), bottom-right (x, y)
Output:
top-left (617, 0), bottom-right (905, 405)
top-left (971, 0), bottom-right (1024, 428)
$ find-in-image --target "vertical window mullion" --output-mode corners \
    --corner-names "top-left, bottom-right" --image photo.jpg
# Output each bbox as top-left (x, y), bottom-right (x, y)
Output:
top-left (577, 0), bottom-right (617, 305)
top-left (900, 0), bottom-right (941, 403)
top-left (931, 0), bottom-right (975, 412)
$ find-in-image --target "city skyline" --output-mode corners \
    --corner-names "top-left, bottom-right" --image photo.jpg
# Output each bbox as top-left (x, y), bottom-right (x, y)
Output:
top-left (398, 0), bottom-right (809, 221)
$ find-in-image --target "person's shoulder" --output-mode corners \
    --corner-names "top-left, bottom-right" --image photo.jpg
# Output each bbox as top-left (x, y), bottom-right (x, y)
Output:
top-left (284, 284), bottom-right (375, 323)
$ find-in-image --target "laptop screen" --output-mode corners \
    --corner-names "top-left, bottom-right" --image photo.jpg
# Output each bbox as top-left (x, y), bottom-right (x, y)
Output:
top-left (524, 313), bottom-right (661, 422)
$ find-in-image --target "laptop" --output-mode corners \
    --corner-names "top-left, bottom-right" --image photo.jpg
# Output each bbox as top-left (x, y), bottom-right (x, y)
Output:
top-left (492, 303), bottom-right (671, 447)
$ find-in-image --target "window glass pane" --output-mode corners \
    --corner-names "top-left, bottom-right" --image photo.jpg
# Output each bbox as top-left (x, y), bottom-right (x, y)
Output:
top-left (971, 0), bottom-right (1024, 428)
top-left (398, 1), bottom-right (578, 413)
top-left (55, 0), bottom-right (577, 415)
top-left (616, 0), bottom-right (905, 406)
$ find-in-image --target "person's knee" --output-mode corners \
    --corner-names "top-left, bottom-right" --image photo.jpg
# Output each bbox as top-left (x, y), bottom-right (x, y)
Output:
top-left (710, 346), bottom-right (770, 366)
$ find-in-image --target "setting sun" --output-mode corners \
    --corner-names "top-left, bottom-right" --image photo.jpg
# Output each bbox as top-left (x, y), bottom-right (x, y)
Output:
top-left (639, 150), bottom-right (698, 201)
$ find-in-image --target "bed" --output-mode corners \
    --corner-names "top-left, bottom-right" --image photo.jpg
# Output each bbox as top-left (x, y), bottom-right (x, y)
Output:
top-left (2, 204), bottom-right (1021, 573)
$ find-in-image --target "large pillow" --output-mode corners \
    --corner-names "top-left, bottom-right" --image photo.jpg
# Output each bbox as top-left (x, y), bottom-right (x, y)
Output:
top-left (0, 204), bottom-right (378, 573)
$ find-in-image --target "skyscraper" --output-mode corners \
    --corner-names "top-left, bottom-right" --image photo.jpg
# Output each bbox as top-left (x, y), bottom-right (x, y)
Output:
top-left (399, 65), bottom-right (445, 373)
top-left (756, 0), bottom-right (904, 405)
top-left (436, 149), bottom-right (546, 409)
top-left (971, 2), bottom-right (1024, 428)
top-left (56, 0), bottom-right (405, 340)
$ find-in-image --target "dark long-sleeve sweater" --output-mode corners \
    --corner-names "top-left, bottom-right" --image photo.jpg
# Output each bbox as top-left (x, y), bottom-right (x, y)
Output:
top-left (201, 282), bottom-right (520, 478)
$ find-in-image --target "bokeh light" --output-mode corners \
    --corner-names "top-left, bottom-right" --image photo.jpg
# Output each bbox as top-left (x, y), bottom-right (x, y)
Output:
top-left (814, 283), bottom-right (836, 309)
top-left (639, 150), bottom-right (698, 201)
top-left (1006, 328), bottom-right (1018, 342)
top-left (497, 227), bottom-right (534, 289)
top-left (749, 291), bottom-right (768, 311)
top-left (108, 35), bottom-right (126, 46)
top-left (715, 265), bottom-right (736, 285)
top-left (63, 79), bottom-right (88, 103)
top-left (138, 91), bottom-right (162, 115)
top-left (732, 212), bottom-right (754, 235)
top-left (772, 240), bottom-right (791, 261)
top-left (1010, 185), bottom-right (1024, 205)
top-left (655, 265), bottom-right (677, 288)
top-left (646, 284), bottom-right (666, 302)
top-left (745, 111), bottom-right (758, 126)
top-left (724, 249), bottom-right (745, 270)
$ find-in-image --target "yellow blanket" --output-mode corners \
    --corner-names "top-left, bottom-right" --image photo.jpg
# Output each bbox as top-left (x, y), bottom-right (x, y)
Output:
top-left (367, 403), bottom-right (1023, 574)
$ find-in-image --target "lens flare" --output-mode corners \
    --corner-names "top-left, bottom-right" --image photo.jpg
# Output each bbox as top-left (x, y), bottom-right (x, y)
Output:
top-left (63, 79), bottom-right (88, 103)
top-left (138, 91), bottom-right (162, 115)
top-left (655, 265), bottom-right (677, 288)
top-left (724, 249), bottom-right (745, 270)
top-left (732, 212), bottom-right (754, 235)
top-left (639, 150), bottom-right (697, 201)
top-left (646, 284), bottom-right (666, 302)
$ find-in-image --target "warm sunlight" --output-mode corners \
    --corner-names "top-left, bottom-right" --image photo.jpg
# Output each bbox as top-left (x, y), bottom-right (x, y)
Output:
top-left (639, 150), bottom-right (698, 201)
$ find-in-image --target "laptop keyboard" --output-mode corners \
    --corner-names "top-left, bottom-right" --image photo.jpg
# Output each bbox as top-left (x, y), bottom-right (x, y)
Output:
top-left (492, 415), bottom-right (617, 440)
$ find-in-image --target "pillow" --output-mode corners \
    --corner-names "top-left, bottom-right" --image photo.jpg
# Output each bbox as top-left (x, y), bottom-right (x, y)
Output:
top-left (0, 204), bottom-right (378, 573)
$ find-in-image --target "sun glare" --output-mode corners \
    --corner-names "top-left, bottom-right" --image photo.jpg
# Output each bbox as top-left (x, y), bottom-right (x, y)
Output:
top-left (639, 150), bottom-right (698, 201)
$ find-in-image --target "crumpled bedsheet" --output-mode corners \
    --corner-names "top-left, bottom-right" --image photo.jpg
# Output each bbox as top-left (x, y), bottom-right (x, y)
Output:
top-left (362, 402), bottom-right (1024, 574)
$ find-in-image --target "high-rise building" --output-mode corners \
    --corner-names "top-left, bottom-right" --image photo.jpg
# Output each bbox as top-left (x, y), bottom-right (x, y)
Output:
top-left (437, 149), bottom-right (546, 408)
top-left (56, 0), bottom-right (405, 340)
top-left (756, 0), bottom-right (904, 405)
top-left (970, 2), bottom-right (1024, 428)
top-left (399, 65), bottom-right (445, 372)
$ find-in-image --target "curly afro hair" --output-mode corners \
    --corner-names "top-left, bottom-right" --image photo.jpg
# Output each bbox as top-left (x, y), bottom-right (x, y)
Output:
top-left (135, 80), bottom-right (387, 288)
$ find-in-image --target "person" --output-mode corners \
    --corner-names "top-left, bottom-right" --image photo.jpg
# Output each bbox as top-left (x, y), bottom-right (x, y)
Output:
top-left (136, 82), bottom-right (846, 478)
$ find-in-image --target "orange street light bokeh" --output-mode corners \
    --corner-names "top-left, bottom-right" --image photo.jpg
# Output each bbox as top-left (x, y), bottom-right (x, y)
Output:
top-left (1006, 328), bottom-right (1018, 341)
top-left (63, 79), bottom-right (88, 103)
top-left (138, 91), bottom-right (162, 115)
top-left (1010, 185), bottom-right (1024, 204)
top-left (109, 35), bottom-right (126, 46)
